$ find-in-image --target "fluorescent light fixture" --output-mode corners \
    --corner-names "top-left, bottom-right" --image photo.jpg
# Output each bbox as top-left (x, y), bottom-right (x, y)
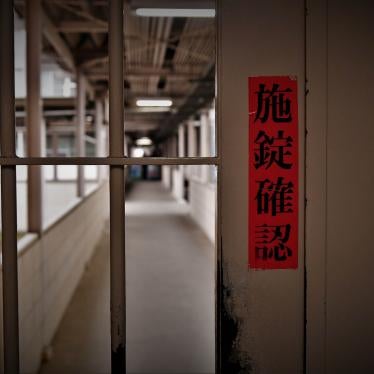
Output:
top-left (136, 99), bottom-right (172, 107)
top-left (136, 137), bottom-right (153, 146)
top-left (137, 107), bottom-right (171, 113)
top-left (135, 8), bottom-right (216, 18)
top-left (132, 147), bottom-right (145, 157)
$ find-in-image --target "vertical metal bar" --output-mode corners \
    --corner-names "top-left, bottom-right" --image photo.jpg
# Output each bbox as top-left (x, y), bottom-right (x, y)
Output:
top-left (76, 69), bottom-right (85, 197)
top-left (0, 0), bottom-right (20, 372)
top-left (215, 0), bottom-right (222, 373)
top-left (26, 0), bottom-right (43, 234)
top-left (109, 0), bottom-right (126, 372)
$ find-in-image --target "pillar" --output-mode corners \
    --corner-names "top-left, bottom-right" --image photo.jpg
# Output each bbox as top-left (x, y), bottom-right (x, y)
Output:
top-left (187, 120), bottom-right (197, 157)
top-left (26, 0), bottom-right (43, 234)
top-left (200, 111), bottom-right (210, 183)
top-left (16, 130), bottom-right (25, 157)
top-left (178, 124), bottom-right (185, 157)
top-left (218, 0), bottom-right (305, 372)
top-left (187, 120), bottom-right (197, 179)
top-left (76, 70), bottom-right (85, 197)
top-left (175, 124), bottom-right (185, 199)
top-left (95, 98), bottom-right (104, 181)
top-left (51, 132), bottom-right (59, 181)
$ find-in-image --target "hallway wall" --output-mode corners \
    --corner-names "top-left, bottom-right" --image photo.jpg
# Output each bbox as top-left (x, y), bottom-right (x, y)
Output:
top-left (172, 167), bottom-right (184, 202)
top-left (0, 183), bottom-right (109, 373)
top-left (219, 0), bottom-right (374, 372)
top-left (219, 0), bottom-right (305, 372)
top-left (189, 180), bottom-right (216, 243)
top-left (306, 0), bottom-right (374, 372)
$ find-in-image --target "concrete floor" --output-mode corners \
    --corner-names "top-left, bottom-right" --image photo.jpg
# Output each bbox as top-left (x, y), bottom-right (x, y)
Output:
top-left (39, 181), bottom-right (215, 374)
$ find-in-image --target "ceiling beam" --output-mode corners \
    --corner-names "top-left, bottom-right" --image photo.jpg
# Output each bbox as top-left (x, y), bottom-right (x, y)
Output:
top-left (131, 0), bottom-right (215, 9)
top-left (80, 0), bottom-right (102, 47)
top-left (155, 65), bottom-right (215, 141)
top-left (16, 97), bottom-right (76, 109)
top-left (41, 8), bottom-right (75, 71)
top-left (57, 20), bottom-right (108, 33)
top-left (87, 68), bottom-right (204, 80)
top-left (53, 1), bottom-right (107, 26)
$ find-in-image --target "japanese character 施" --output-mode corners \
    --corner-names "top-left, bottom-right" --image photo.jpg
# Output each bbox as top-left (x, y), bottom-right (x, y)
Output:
top-left (255, 83), bottom-right (292, 123)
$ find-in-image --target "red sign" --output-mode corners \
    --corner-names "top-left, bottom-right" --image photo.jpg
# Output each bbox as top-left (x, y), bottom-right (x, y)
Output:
top-left (248, 76), bottom-right (298, 269)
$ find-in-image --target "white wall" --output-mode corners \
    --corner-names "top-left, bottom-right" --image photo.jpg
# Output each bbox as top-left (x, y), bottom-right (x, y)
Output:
top-left (14, 14), bottom-right (26, 98)
top-left (189, 180), bottom-right (216, 242)
top-left (172, 167), bottom-right (184, 202)
top-left (161, 109), bottom-right (217, 244)
top-left (219, 1), bottom-right (305, 372)
top-left (0, 183), bottom-right (109, 373)
top-left (162, 165), bottom-right (171, 190)
top-left (14, 12), bottom-right (74, 99)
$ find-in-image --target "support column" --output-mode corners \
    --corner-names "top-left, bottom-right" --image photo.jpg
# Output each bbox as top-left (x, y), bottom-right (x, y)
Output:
top-left (51, 132), bottom-right (59, 181)
top-left (218, 0), bottom-right (305, 372)
top-left (76, 70), bottom-right (85, 197)
top-left (187, 120), bottom-right (197, 179)
top-left (187, 120), bottom-right (197, 157)
top-left (109, 0), bottom-right (126, 371)
top-left (17, 130), bottom-right (25, 157)
top-left (200, 111), bottom-right (210, 183)
top-left (26, 0), bottom-right (43, 234)
top-left (177, 124), bottom-right (186, 199)
top-left (95, 98), bottom-right (104, 181)
top-left (178, 124), bottom-right (185, 157)
top-left (0, 0), bottom-right (20, 371)
top-left (104, 95), bottom-right (110, 180)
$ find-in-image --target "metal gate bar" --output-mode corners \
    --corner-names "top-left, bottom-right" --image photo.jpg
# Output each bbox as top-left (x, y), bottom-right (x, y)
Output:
top-left (0, 0), bottom-right (20, 372)
top-left (0, 157), bottom-right (219, 166)
top-left (109, 0), bottom-right (126, 371)
top-left (0, 0), bottom-right (221, 372)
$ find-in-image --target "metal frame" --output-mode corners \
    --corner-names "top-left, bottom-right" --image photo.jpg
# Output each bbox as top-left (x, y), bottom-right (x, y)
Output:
top-left (0, 1), bottom-right (20, 372)
top-left (0, 0), bottom-right (221, 373)
top-left (0, 157), bottom-right (219, 166)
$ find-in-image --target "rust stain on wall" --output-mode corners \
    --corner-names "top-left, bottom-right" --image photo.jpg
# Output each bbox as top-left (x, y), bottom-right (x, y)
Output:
top-left (222, 283), bottom-right (253, 373)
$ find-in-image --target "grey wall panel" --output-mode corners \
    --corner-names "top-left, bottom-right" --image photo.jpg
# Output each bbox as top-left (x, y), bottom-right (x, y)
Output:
top-left (326, 0), bottom-right (374, 372)
top-left (306, 0), bottom-right (374, 372)
top-left (218, 1), bottom-right (305, 372)
top-left (305, 0), bottom-right (328, 372)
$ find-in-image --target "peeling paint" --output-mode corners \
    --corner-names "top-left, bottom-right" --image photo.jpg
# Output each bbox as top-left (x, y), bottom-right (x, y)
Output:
top-left (222, 284), bottom-right (253, 373)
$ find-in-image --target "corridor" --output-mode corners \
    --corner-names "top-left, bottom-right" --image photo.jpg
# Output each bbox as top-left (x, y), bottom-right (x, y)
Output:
top-left (1, 0), bottom-right (373, 372)
top-left (39, 181), bottom-right (215, 374)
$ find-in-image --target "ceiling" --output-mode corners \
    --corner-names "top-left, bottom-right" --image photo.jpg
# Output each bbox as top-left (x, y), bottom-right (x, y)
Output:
top-left (15, 0), bottom-right (216, 142)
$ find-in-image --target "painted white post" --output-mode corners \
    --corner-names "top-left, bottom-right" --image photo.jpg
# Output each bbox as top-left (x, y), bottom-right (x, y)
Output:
top-left (200, 111), bottom-right (210, 183)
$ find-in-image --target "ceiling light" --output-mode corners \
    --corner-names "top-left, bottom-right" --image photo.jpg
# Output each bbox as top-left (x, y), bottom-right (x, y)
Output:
top-left (135, 8), bottom-right (216, 18)
top-left (136, 137), bottom-right (153, 146)
top-left (136, 99), bottom-right (173, 107)
top-left (137, 107), bottom-right (171, 113)
top-left (132, 147), bottom-right (145, 157)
